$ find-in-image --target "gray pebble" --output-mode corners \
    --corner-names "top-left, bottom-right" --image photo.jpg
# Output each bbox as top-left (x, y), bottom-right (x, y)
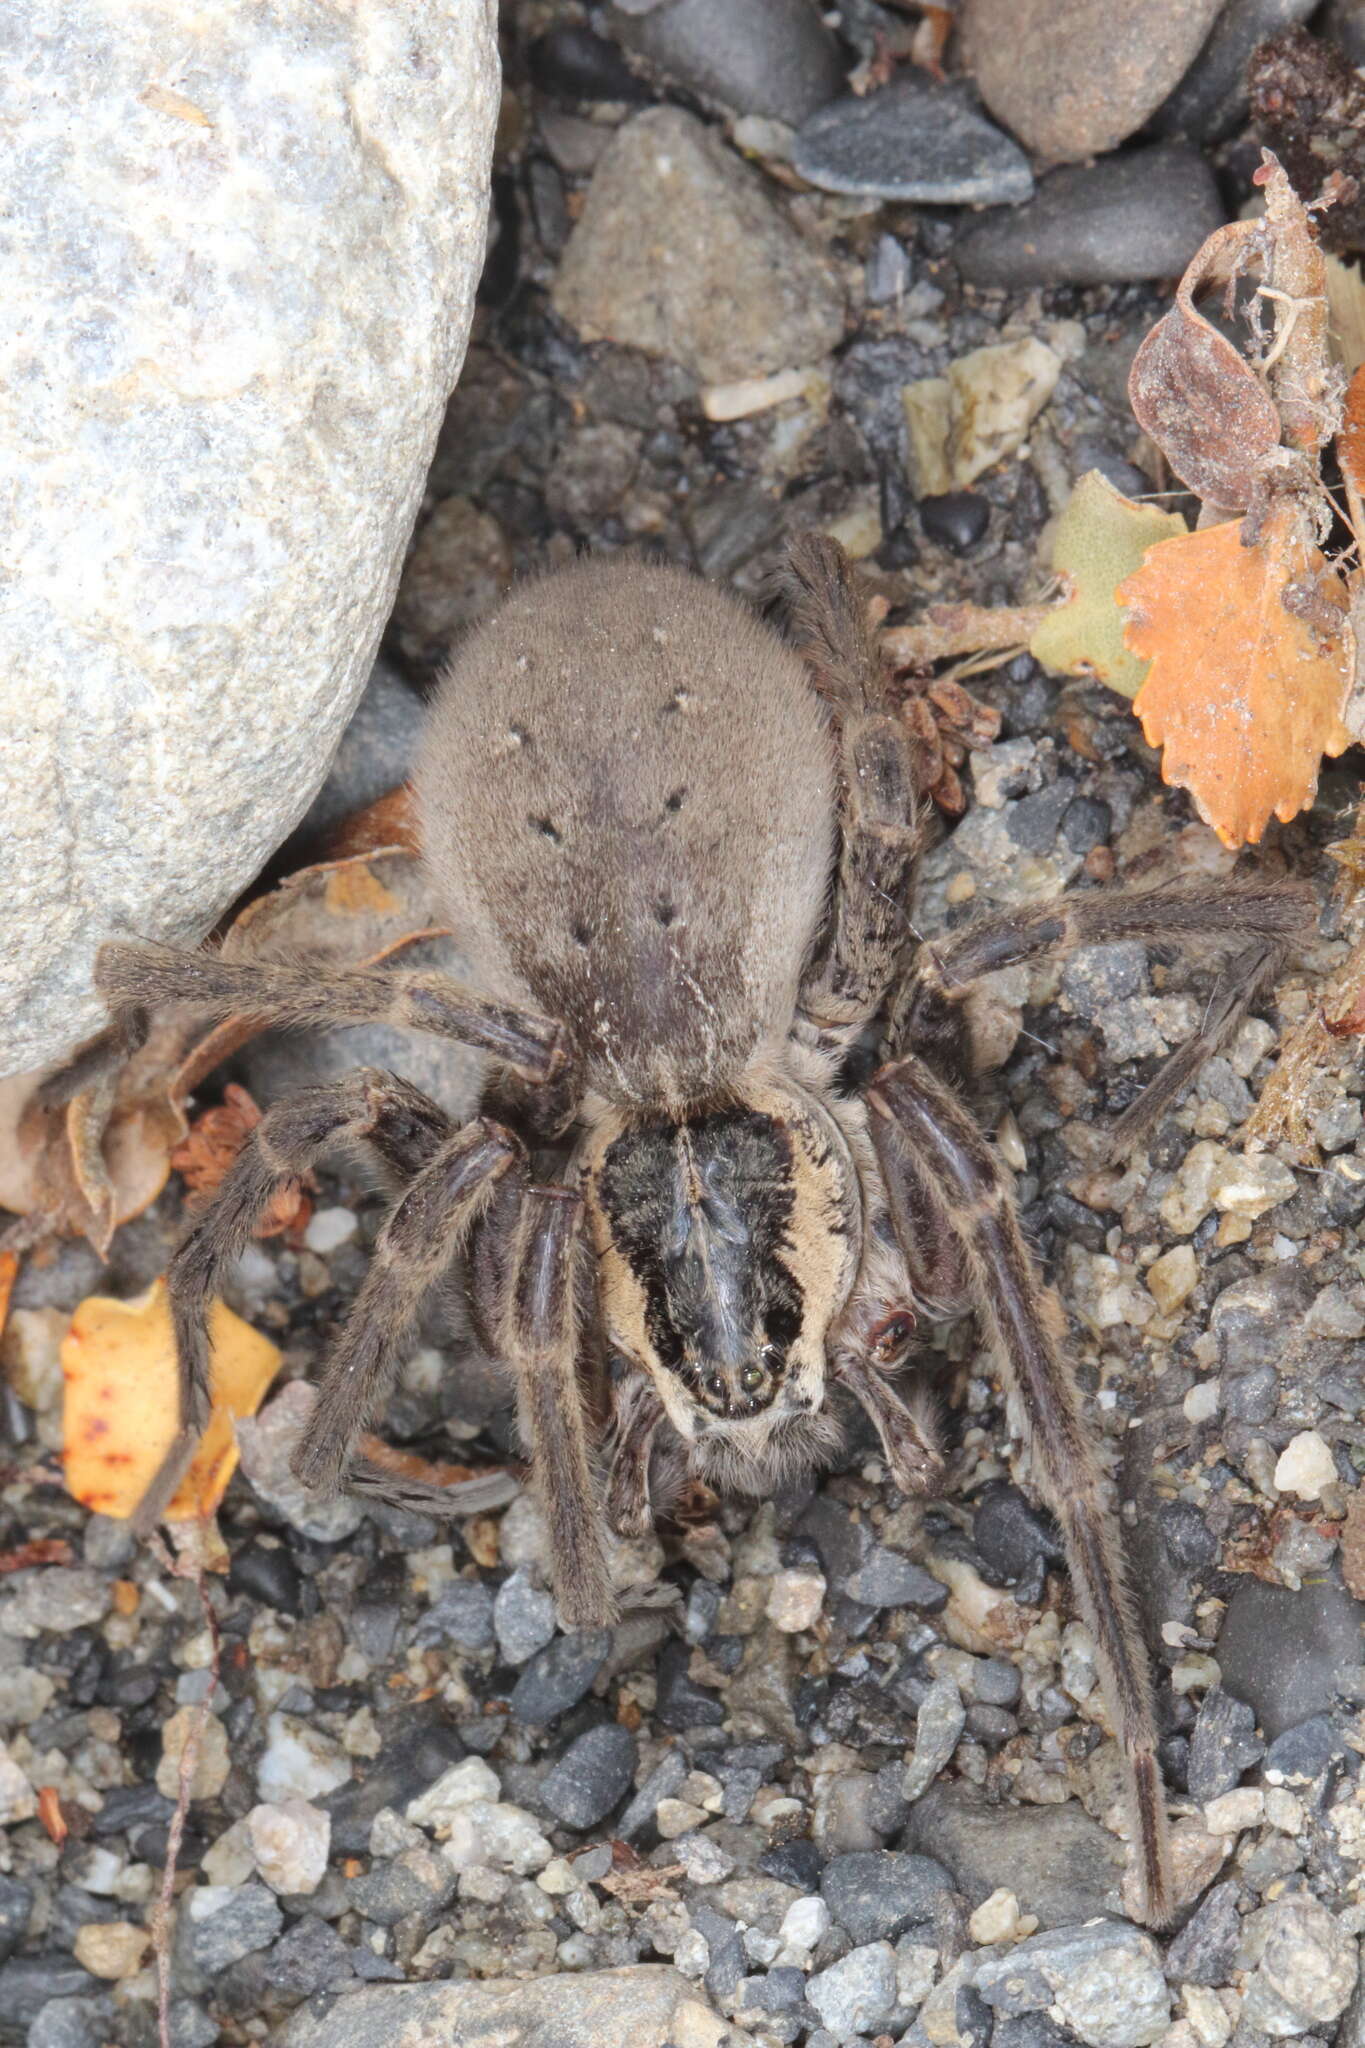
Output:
top-left (27, 2000), bottom-right (112, 2048)
top-left (975, 1922), bottom-right (1169, 2047)
top-left (974, 1658), bottom-right (1022, 1708)
top-left (1163, 1880), bottom-right (1243, 1987)
top-left (184, 1885), bottom-right (284, 1973)
top-left (820, 1850), bottom-right (954, 1943)
top-left (0, 1963), bottom-right (99, 2033)
top-left (1216, 1569), bottom-right (1365, 1740)
top-left (1060, 942), bottom-right (1149, 1020)
top-left (807, 1940), bottom-right (898, 2037)
top-left (957, 144), bottom-right (1223, 288)
top-left (263, 1917), bottom-right (357, 2000)
top-left (292, 657), bottom-right (424, 846)
top-left (845, 1546), bottom-right (947, 1611)
top-left (1187, 1687), bottom-right (1265, 1803)
top-left (616, 1749), bottom-right (690, 1840)
top-left (902, 1784), bottom-right (1123, 1929)
top-left (412, 1580), bottom-right (495, 1653)
top-left (903, 1679), bottom-right (966, 1800)
top-left (1263, 1714), bottom-right (1343, 1781)
top-left (509, 1629), bottom-right (612, 1725)
top-left (540, 1723), bottom-right (638, 1829)
top-left (346, 1846), bottom-right (456, 1928)
top-left (0, 1877), bottom-right (31, 1965)
top-left (608, 0), bottom-right (845, 126)
top-left (794, 77), bottom-right (1033, 205)
top-left (493, 1570), bottom-right (558, 1666)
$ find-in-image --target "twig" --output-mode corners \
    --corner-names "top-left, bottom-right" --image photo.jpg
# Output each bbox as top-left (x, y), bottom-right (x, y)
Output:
top-left (148, 1530), bottom-right (221, 2048)
top-left (881, 600), bottom-right (1052, 671)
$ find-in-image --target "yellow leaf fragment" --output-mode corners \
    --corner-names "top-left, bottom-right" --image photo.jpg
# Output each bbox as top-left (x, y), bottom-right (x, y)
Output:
top-left (61, 1279), bottom-right (281, 1521)
top-left (1119, 507), bottom-right (1352, 848)
top-left (1029, 470), bottom-right (1187, 698)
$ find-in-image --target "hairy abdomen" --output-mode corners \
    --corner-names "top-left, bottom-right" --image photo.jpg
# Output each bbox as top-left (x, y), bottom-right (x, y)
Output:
top-left (418, 555), bottom-right (836, 1107)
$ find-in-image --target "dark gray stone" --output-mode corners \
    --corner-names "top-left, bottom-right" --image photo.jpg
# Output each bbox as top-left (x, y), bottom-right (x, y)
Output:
top-left (1214, 1267), bottom-right (1315, 1377)
top-left (509, 1629), bottom-right (612, 1725)
top-left (901, 1784), bottom-right (1123, 1928)
top-left (760, 1838), bottom-right (825, 1890)
top-left (974, 1657), bottom-right (1022, 1707)
top-left (412, 1580), bottom-right (496, 1653)
top-left (957, 145), bottom-right (1224, 288)
top-left (1163, 1880), bottom-right (1243, 1986)
top-left (263, 1917), bottom-right (357, 2000)
top-left (1060, 942), bottom-right (1150, 1019)
top-left (656, 1638), bottom-right (725, 1730)
top-left (920, 492), bottom-right (991, 555)
top-left (820, 1850), bottom-right (954, 1943)
top-left (608, 0), bottom-right (845, 126)
top-left (540, 1722), bottom-right (638, 1829)
top-left (346, 1848), bottom-right (457, 1928)
top-left (229, 1539), bottom-right (305, 1618)
top-left (27, 2000), bottom-right (113, 2048)
top-left (1263, 1713), bottom-right (1345, 1782)
top-left (972, 1481), bottom-right (1064, 1582)
top-left (185, 1885), bottom-right (284, 1972)
top-left (0, 1961), bottom-right (98, 2031)
top-left (0, 1877), bottom-right (31, 1964)
top-left (993, 2019), bottom-right (1085, 2048)
top-left (617, 1749), bottom-right (689, 1839)
top-left (1216, 1569), bottom-right (1365, 1741)
top-left (1188, 1688), bottom-right (1265, 1803)
top-left (845, 1546), bottom-right (947, 1611)
top-left (1153, 0), bottom-right (1319, 140)
top-left (493, 1570), bottom-right (557, 1666)
top-left (292, 657), bottom-right (424, 846)
top-left (794, 78), bottom-right (1033, 206)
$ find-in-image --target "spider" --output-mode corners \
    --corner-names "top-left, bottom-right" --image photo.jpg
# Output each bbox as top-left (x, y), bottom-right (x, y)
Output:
top-left (66, 536), bottom-right (1311, 1928)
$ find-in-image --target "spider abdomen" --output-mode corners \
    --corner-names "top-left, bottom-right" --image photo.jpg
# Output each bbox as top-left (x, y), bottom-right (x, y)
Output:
top-left (417, 552), bottom-right (836, 1106)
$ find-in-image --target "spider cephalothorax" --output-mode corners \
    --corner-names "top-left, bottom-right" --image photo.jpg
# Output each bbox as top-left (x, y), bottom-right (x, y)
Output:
top-left (65, 537), bottom-right (1315, 1929)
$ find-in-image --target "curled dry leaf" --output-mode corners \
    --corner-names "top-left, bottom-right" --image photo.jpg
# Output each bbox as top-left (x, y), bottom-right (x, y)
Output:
top-left (170, 1084), bottom-right (312, 1239)
top-left (1029, 470), bottom-right (1188, 698)
top-left (0, 842), bottom-right (446, 1261)
top-left (1119, 504), bottom-right (1352, 847)
top-left (61, 1277), bottom-right (281, 1521)
top-left (1128, 220), bottom-right (1279, 511)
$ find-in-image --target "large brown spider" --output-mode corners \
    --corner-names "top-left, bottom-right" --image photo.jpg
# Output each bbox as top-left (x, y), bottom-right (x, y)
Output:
top-left (66, 537), bottom-right (1311, 1927)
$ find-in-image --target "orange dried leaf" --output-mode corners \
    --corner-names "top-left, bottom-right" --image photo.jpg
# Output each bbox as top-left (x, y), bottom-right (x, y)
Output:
top-left (0, 1252), bottom-right (16, 1344)
top-left (36, 1786), bottom-right (67, 1846)
top-left (61, 1278), bottom-right (281, 1521)
top-left (171, 1085), bottom-right (310, 1238)
top-left (1119, 507), bottom-right (1352, 847)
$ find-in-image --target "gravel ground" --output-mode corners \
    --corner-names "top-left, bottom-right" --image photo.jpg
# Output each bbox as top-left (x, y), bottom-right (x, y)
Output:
top-left (5, 3), bottom-right (1365, 2045)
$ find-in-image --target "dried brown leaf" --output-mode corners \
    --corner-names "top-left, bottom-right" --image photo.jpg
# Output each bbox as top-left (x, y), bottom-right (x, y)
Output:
top-left (1120, 504), bottom-right (1352, 847)
top-left (1128, 221), bottom-right (1279, 510)
top-left (170, 1085), bottom-right (311, 1239)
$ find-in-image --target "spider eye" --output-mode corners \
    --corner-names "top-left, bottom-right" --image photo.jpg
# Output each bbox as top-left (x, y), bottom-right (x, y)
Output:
top-left (739, 1363), bottom-right (765, 1394)
top-left (706, 1374), bottom-right (724, 1399)
top-left (870, 1310), bottom-right (915, 1364)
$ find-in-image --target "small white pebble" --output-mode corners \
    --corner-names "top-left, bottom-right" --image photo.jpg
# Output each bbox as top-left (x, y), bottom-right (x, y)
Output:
top-left (656, 1798), bottom-right (709, 1840)
top-left (1183, 1379), bottom-right (1220, 1424)
top-left (968, 1888), bottom-right (1034, 1944)
top-left (1273, 1430), bottom-right (1338, 1501)
top-left (1204, 1787), bottom-right (1264, 1834)
top-left (766, 1567), bottom-right (826, 1634)
top-left (302, 1205), bottom-right (358, 1253)
top-left (406, 1756), bottom-right (500, 1829)
top-left (778, 1896), bottom-right (830, 1953)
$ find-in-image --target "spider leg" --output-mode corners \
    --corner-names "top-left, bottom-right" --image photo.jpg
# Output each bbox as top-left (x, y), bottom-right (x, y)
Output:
top-left (906, 877), bottom-right (1313, 1003)
top-left (830, 1346), bottom-right (947, 1496)
top-left (291, 1117), bottom-right (522, 1500)
top-left (866, 1051), bottom-right (1173, 1930)
top-left (500, 1185), bottom-right (616, 1630)
top-left (604, 1377), bottom-right (666, 1536)
top-left (93, 937), bottom-right (569, 1086)
top-left (784, 536), bottom-right (925, 1041)
top-left (133, 1069), bottom-right (461, 1534)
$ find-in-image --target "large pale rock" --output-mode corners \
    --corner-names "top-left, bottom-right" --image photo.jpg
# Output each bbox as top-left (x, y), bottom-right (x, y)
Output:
top-left (0, 0), bottom-right (499, 1076)
top-left (279, 1965), bottom-right (728, 2047)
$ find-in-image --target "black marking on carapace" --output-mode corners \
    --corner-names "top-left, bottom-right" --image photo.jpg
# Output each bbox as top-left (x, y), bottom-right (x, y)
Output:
top-left (598, 1107), bottom-right (803, 1416)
